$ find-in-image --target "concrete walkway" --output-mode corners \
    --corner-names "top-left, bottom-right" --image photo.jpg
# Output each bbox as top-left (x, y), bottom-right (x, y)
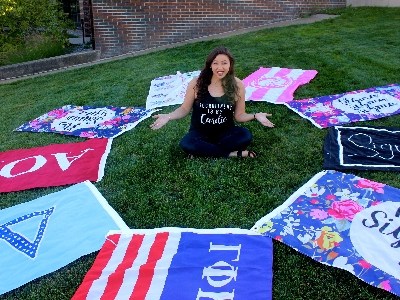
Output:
top-left (0, 14), bottom-right (338, 84)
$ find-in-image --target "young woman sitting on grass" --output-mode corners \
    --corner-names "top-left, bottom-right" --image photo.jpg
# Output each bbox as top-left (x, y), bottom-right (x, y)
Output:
top-left (150, 46), bottom-right (274, 158)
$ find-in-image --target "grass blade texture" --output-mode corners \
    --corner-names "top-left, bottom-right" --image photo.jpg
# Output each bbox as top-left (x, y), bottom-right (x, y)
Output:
top-left (0, 7), bottom-right (399, 300)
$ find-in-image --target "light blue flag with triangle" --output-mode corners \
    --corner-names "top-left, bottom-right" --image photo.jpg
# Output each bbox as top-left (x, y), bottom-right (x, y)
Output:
top-left (0, 181), bottom-right (128, 295)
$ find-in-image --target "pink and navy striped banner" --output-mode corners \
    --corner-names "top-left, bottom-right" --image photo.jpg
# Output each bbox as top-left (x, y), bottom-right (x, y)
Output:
top-left (72, 228), bottom-right (273, 300)
top-left (243, 67), bottom-right (318, 103)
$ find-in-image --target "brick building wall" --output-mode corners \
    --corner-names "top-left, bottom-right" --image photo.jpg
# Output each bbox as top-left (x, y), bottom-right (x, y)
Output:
top-left (90, 0), bottom-right (346, 58)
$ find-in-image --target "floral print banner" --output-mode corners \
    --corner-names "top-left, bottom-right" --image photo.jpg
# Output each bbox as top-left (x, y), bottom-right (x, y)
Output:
top-left (15, 105), bottom-right (155, 138)
top-left (284, 84), bottom-right (400, 128)
top-left (252, 170), bottom-right (400, 297)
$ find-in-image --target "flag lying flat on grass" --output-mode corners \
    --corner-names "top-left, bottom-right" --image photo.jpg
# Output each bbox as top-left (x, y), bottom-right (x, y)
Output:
top-left (284, 84), bottom-right (400, 128)
top-left (15, 105), bottom-right (155, 138)
top-left (243, 67), bottom-right (318, 103)
top-left (323, 126), bottom-right (400, 171)
top-left (0, 138), bottom-right (112, 193)
top-left (146, 71), bottom-right (201, 110)
top-left (0, 181), bottom-right (128, 295)
top-left (252, 170), bottom-right (400, 297)
top-left (72, 228), bottom-right (273, 300)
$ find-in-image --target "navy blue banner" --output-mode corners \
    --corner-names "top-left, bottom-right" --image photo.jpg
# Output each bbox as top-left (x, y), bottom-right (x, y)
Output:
top-left (323, 126), bottom-right (400, 171)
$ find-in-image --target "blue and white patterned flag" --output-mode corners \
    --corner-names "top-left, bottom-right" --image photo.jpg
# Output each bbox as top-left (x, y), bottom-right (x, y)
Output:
top-left (252, 170), bottom-right (400, 296)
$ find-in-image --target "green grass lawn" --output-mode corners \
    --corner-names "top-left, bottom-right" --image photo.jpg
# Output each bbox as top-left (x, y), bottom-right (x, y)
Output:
top-left (0, 7), bottom-right (400, 300)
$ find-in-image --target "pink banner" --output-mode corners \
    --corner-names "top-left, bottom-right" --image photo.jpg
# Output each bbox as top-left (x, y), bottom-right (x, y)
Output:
top-left (0, 138), bottom-right (112, 193)
top-left (243, 67), bottom-right (318, 103)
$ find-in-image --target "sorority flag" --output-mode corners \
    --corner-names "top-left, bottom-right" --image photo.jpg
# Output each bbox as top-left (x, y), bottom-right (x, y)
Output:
top-left (284, 84), bottom-right (400, 128)
top-left (252, 170), bottom-right (400, 296)
top-left (72, 227), bottom-right (273, 300)
top-left (324, 126), bottom-right (400, 171)
top-left (0, 181), bottom-right (128, 295)
top-left (0, 138), bottom-right (112, 193)
top-left (243, 67), bottom-right (318, 103)
top-left (15, 105), bottom-right (155, 138)
top-left (146, 70), bottom-right (201, 110)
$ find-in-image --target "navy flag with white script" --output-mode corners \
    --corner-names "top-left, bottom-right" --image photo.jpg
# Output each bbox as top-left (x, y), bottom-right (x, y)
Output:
top-left (323, 126), bottom-right (400, 171)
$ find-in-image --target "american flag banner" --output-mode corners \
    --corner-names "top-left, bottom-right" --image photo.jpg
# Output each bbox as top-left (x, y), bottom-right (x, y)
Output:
top-left (72, 228), bottom-right (273, 300)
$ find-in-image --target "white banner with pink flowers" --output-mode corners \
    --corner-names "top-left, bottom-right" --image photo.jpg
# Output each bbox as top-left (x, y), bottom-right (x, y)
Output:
top-left (252, 170), bottom-right (400, 297)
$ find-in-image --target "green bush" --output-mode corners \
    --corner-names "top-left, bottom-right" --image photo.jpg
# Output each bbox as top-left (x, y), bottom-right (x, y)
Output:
top-left (0, 0), bottom-right (73, 65)
top-left (0, 34), bottom-right (68, 66)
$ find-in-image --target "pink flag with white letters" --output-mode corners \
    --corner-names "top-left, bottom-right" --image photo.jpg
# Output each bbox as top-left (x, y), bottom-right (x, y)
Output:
top-left (243, 67), bottom-right (318, 103)
top-left (0, 138), bottom-right (112, 193)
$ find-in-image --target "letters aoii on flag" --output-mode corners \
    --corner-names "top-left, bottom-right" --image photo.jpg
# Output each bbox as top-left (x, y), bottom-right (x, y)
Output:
top-left (0, 138), bottom-right (112, 193)
top-left (72, 228), bottom-right (273, 300)
top-left (0, 181), bottom-right (128, 295)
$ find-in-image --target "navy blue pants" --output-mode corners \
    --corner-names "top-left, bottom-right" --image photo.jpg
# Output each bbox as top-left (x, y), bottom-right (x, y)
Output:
top-left (179, 126), bottom-right (253, 158)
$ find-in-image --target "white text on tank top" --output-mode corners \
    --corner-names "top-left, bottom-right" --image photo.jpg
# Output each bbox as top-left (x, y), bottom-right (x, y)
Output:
top-left (199, 102), bottom-right (233, 125)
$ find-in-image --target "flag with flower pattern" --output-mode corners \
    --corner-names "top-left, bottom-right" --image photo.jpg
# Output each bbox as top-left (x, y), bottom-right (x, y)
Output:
top-left (252, 170), bottom-right (400, 296)
top-left (284, 84), bottom-right (400, 128)
top-left (15, 105), bottom-right (155, 138)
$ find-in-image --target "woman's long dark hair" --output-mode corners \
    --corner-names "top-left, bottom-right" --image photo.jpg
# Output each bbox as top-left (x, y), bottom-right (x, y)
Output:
top-left (195, 46), bottom-right (239, 104)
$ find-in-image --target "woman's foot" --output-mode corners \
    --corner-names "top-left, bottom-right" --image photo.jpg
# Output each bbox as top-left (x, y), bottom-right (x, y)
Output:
top-left (229, 150), bottom-right (257, 158)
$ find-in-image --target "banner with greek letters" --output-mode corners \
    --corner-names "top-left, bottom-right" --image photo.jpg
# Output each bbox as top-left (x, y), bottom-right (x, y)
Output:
top-left (284, 84), bottom-right (400, 128)
top-left (0, 181), bottom-right (128, 295)
top-left (0, 138), bottom-right (111, 193)
top-left (324, 126), bottom-right (400, 171)
top-left (15, 105), bottom-right (155, 138)
top-left (252, 170), bottom-right (400, 297)
top-left (72, 228), bottom-right (273, 300)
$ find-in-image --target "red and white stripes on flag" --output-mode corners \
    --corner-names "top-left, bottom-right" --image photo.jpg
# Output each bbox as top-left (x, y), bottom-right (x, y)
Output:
top-left (73, 231), bottom-right (180, 300)
top-left (73, 228), bottom-right (273, 300)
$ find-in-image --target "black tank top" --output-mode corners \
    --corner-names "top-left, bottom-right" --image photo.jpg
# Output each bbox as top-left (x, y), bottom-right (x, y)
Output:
top-left (190, 90), bottom-right (235, 134)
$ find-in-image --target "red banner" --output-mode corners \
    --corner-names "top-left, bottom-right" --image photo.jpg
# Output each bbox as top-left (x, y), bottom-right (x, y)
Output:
top-left (0, 138), bottom-right (112, 193)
